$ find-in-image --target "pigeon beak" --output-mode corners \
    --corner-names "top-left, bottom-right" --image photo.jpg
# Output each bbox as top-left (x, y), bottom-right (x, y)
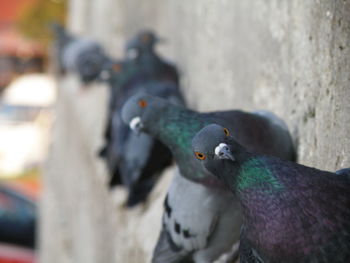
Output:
top-left (129, 116), bottom-right (143, 136)
top-left (215, 143), bottom-right (235, 161)
top-left (125, 49), bottom-right (138, 60)
top-left (99, 69), bottom-right (110, 81)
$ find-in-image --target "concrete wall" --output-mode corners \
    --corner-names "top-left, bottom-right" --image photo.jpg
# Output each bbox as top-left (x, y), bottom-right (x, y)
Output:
top-left (40, 1), bottom-right (350, 262)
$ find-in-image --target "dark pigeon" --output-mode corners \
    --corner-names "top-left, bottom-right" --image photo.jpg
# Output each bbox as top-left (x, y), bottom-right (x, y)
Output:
top-left (121, 94), bottom-right (295, 262)
top-left (192, 123), bottom-right (350, 263)
top-left (99, 30), bottom-right (181, 161)
top-left (125, 30), bottom-right (179, 85)
top-left (100, 31), bottom-right (184, 206)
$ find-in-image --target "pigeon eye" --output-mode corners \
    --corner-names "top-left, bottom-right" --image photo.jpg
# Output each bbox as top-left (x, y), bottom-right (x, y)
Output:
top-left (138, 99), bottom-right (147, 108)
top-left (113, 64), bottom-right (122, 72)
top-left (223, 128), bottom-right (230, 136)
top-left (195, 151), bottom-right (206, 160)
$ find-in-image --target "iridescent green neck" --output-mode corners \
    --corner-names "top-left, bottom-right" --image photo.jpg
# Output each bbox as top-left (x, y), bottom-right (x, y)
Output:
top-left (155, 107), bottom-right (211, 181)
top-left (236, 158), bottom-right (283, 193)
top-left (158, 107), bottom-right (205, 154)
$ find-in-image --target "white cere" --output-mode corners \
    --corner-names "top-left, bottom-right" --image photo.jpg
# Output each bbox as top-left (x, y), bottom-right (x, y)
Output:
top-left (126, 49), bottom-right (138, 59)
top-left (130, 116), bottom-right (141, 130)
top-left (99, 70), bottom-right (110, 80)
top-left (215, 143), bottom-right (229, 157)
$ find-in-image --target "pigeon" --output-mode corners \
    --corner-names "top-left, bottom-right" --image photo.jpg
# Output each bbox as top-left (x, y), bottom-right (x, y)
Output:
top-left (104, 82), bottom-right (184, 205)
top-left (109, 83), bottom-right (184, 207)
top-left (192, 123), bottom-right (350, 263)
top-left (125, 30), bottom-right (179, 85)
top-left (121, 94), bottom-right (295, 183)
top-left (98, 31), bottom-right (183, 207)
top-left (51, 23), bottom-right (110, 84)
top-left (154, 169), bottom-right (242, 263)
top-left (99, 30), bottom-right (180, 159)
top-left (62, 37), bottom-right (110, 83)
top-left (121, 94), bottom-right (295, 262)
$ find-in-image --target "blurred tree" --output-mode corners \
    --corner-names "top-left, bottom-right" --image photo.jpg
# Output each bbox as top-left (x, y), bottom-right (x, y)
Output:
top-left (16, 0), bottom-right (67, 47)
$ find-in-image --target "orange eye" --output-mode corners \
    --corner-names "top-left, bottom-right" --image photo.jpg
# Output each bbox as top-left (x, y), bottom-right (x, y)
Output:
top-left (138, 99), bottom-right (147, 108)
top-left (113, 64), bottom-right (122, 72)
top-left (195, 152), bottom-right (206, 160)
top-left (223, 128), bottom-right (230, 136)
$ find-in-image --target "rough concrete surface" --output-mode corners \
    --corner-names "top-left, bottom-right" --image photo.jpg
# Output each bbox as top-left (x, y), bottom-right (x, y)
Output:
top-left (40, 1), bottom-right (350, 262)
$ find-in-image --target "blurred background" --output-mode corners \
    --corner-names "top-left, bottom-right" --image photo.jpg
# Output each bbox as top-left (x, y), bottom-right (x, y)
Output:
top-left (0, 0), bottom-right (349, 263)
top-left (0, 0), bottom-right (65, 262)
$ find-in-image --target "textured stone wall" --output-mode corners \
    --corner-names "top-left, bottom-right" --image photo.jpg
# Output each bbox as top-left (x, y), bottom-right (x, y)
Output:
top-left (40, 1), bottom-right (350, 262)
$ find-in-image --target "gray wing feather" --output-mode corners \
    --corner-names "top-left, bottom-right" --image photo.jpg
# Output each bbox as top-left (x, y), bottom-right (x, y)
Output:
top-left (152, 228), bottom-right (192, 263)
top-left (153, 171), bottom-right (242, 263)
top-left (121, 133), bottom-right (154, 185)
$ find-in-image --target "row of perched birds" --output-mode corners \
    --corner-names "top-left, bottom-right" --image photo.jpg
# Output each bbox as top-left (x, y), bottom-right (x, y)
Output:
top-left (53, 24), bottom-right (350, 263)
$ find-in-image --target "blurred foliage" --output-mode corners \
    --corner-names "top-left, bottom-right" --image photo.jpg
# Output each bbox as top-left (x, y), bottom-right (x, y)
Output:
top-left (16, 0), bottom-right (67, 47)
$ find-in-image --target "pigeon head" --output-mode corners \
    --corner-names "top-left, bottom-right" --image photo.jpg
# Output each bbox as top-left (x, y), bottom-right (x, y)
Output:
top-left (121, 93), bottom-right (167, 134)
top-left (125, 30), bottom-right (163, 58)
top-left (77, 53), bottom-right (106, 83)
top-left (192, 124), bottom-right (246, 177)
top-left (63, 38), bottom-right (108, 83)
top-left (98, 61), bottom-right (124, 81)
top-left (127, 30), bottom-right (159, 50)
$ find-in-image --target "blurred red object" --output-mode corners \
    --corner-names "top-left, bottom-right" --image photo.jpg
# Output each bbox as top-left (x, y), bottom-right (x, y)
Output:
top-left (0, 0), bottom-right (44, 58)
top-left (0, 0), bottom-right (37, 24)
top-left (0, 28), bottom-right (44, 58)
top-left (0, 243), bottom-right (35, 263)
top-left (0, 0), bottom-right (45, 91)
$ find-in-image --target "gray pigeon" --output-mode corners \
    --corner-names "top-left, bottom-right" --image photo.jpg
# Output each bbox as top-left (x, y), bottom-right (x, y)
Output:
top-left (108, 82), bottom-right (184, 206)
top-left (154, 169), bottom-right (242, 263)
top-left (191, 124), bottom-right (350, 263)
top-left (124, 30), bottom-right (179, 85)
top-left (62, 38), bottom-right (109, 83)
top-left (121, 94), bottom-right (295, 262)
top-left (51, 23), bottom-right (109, 83)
